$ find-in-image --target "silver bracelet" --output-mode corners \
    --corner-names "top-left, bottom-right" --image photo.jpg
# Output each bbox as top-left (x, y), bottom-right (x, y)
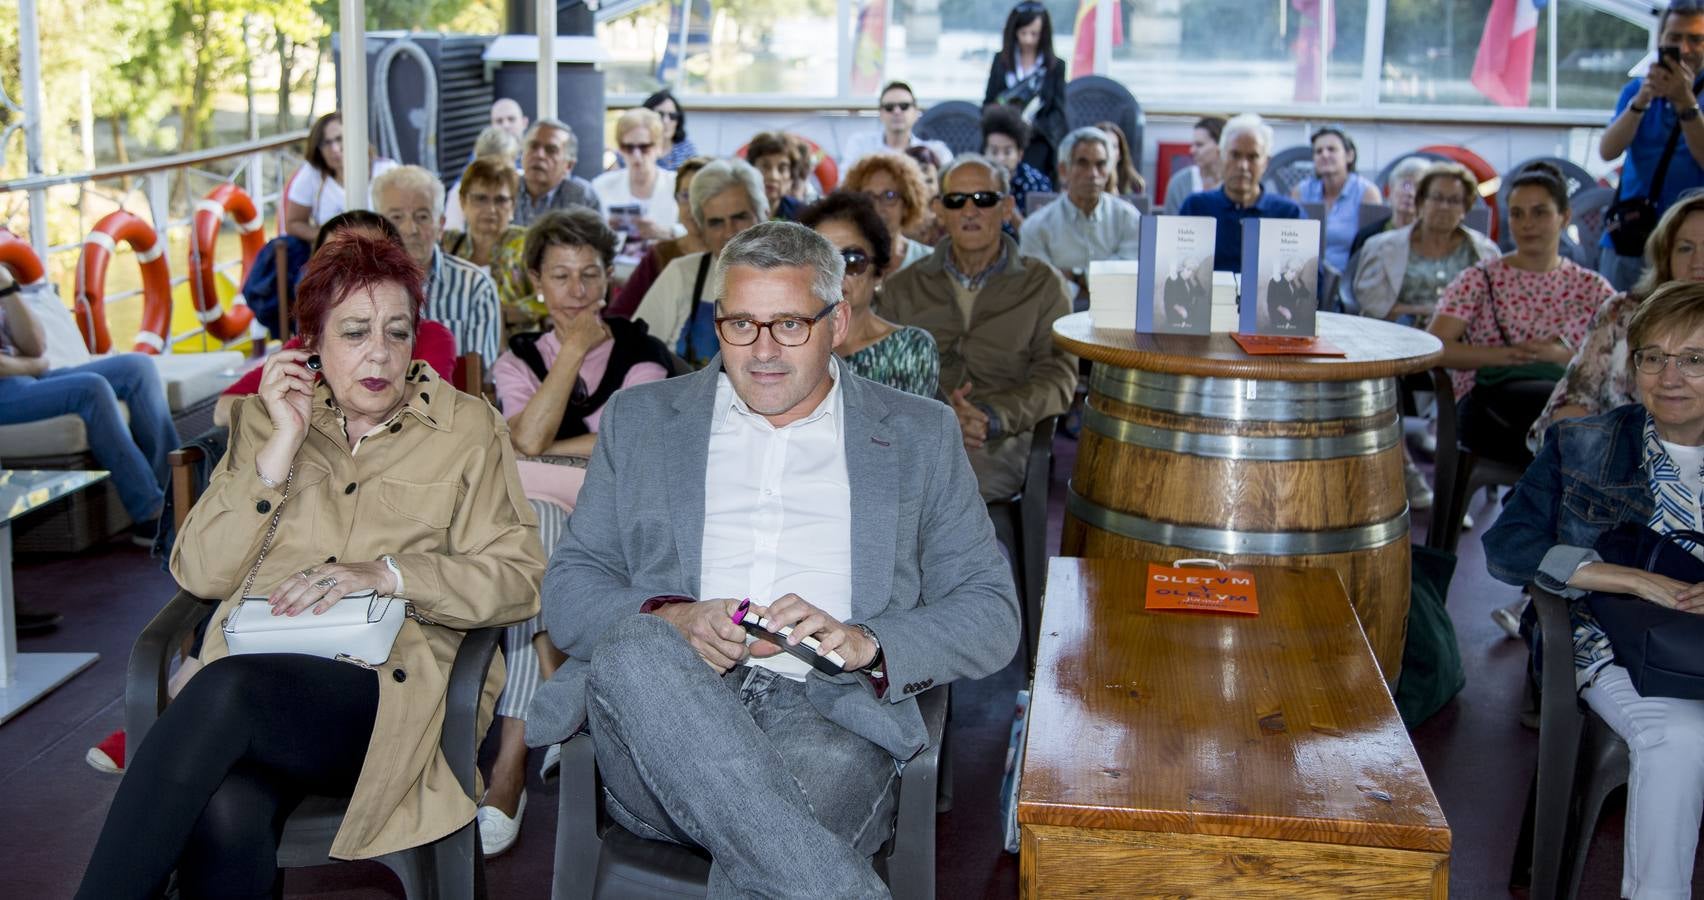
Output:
top-left (255, 464), bottom-right (281, 490)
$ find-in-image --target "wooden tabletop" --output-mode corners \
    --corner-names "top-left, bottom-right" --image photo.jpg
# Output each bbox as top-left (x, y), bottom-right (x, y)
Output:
top-left (1052, 311), bottom-right (1444, 382)
top-left (1019, 557), bottom-right (1449, 854)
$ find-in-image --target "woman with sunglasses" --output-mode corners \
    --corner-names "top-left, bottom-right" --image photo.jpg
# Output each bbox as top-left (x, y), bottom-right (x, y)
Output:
top-left (591, 108), bottom-right (681, 242)
top-left (642, 90), bottom-right (698, 171)
top-left (799, 192), bottom-right (940, 398)
top-left (842, 151), bottom-right (936, 272)
top-left (984, 1), bottom-right (1068, 176)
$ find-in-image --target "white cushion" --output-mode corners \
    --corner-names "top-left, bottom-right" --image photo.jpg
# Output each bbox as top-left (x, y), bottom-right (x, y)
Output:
top-left (22, 284), bottom-right (93, 371)
top-left (0, 405), bottom-right (130, 458)
top-left (150, 351), bottom-right (245, 411)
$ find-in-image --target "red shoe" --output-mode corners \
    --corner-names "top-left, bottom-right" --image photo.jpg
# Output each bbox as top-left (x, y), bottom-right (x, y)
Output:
top-left (86, 729), bottom-right (124, 774)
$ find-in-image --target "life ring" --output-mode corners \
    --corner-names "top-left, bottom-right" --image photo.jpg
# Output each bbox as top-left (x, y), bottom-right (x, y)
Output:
top-left (190, 184), bottom-right (261, 340)
top-left (0, 229), bottom-right (47, 286)
top-left (76, 211), bottom-right (174, 355)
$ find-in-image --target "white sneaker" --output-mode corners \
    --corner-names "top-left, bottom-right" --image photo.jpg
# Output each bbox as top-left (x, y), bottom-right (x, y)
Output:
top-left (1404, 467), bottom-right (1434, 510)
top-left (539, 743), bottom-right (562, 783)
top-left (1492, 597), bottom-right (1527, 640)
top-left (1461, 512), bottom-right (1475, 531)
top-left (478, 790), bottom-right (526, 858)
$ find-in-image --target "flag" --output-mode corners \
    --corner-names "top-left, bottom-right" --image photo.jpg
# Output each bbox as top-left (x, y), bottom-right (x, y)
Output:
top-left (1071, 0), bottom-right (1125, 80)
top-left (851, 0), bottom-right (887, 94)
top-left (1291, 0), bottom-right (1337, 103)
top-left (1471, 0), bottom-right (1548, 107)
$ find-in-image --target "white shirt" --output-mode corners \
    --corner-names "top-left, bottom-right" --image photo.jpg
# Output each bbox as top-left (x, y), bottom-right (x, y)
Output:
top-left (839, 130), bottom-right (955, 176)
top-left (1018, 192), bottom-right (1142, 299)
top-left (591, 167), bottom-right (683, 235)
top-left (286, 159), bottom-right (399, 227)
top-left (699, 364), bottom-right (852, 680)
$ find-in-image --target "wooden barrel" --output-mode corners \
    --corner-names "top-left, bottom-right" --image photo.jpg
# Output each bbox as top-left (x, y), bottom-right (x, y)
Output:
top-left (1062, 364), bottom-right (1412, 678)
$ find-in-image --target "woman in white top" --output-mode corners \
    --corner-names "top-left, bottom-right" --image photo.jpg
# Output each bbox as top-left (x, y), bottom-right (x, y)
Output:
top-left (283, 112), bottom-right (398, 242)
top-left (1163, 116), bottom-right (1226, 214)
top-left (590, 107), bottom-right (680, 242)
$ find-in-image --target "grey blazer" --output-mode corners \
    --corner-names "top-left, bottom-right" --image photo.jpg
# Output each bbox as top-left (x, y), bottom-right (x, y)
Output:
top-left (526, 356), bottom-right (1020, 760)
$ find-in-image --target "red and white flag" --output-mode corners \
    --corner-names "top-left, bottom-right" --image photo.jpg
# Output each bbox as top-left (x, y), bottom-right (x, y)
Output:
top-left (1471, 0), bottom-right (1546, 107)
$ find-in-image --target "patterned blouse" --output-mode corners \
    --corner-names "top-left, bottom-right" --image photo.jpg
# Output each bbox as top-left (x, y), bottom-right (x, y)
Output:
top-left (1526, 292), bottom-right (1639, 453)
top-left (1434, 256), bottom-right (1614, 399)
top-left (659, 139), bottom-right (700, 171)
top-left (441, 226), bottom-right (539, 330)
top-left (842, 325), bottom-right (939, 399)
top-left (1010, 162), bottom-right (1054, 216)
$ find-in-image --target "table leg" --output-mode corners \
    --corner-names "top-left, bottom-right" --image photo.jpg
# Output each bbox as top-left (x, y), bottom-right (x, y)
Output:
top-left (0, 522), bottom-right (101, 725)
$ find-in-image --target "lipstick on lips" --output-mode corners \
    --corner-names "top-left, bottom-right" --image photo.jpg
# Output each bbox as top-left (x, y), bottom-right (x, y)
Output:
top-left (359, 377), bottom-right (390, 392)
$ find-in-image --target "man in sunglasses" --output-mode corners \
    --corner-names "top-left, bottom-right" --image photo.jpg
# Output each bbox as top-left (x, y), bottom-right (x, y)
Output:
top-left (1019, 126), bottom-right (1142, 309)
top-left (530, 221), bottom-right (1018, 895)
top-left (883, 154), bottom-right (1077, 501)
top-left (838, 80), bottom-right (956, 174)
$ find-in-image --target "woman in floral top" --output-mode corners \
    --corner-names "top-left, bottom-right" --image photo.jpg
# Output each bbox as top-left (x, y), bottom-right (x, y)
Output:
top-left (1429, 163), bottom-right (1614, 464)
top-left (441, 156), bottom-right (536, 335)
top-left (1526, 193), bottom-right (1704, 453)
top-left (799, 191), bottom-right (940, 398)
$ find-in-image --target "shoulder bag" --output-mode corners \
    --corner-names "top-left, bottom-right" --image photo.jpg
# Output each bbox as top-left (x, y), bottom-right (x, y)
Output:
top-left (221, 466), bottom-right (409, 668)
top-left (1585, 523), bottom-right (1704, 699)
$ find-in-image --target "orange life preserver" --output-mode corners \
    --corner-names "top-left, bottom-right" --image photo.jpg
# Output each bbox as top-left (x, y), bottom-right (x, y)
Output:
top-left (0, 229), bottom-right (47, 286)
top-left (76, 211), bottom-right (174, 354)
top-left (190, 184), bottom-right (261, 340)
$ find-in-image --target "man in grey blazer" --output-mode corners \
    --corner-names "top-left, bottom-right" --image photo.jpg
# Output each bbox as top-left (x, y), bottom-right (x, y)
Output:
top-left (527, 221), bottom-right (1018, 896)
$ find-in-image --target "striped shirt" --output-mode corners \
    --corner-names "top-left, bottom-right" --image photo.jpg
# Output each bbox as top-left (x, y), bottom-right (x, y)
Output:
top-left (425, 248), bottom-right (502, 370)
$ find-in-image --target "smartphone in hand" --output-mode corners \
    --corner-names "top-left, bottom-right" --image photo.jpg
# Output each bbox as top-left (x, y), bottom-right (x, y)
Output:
top-left (730, 599), bottom-right (847, 676)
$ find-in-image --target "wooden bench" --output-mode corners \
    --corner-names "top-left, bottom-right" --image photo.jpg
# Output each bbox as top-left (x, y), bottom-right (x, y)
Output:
top-left (1019, 558), bottom-right (1450, 898)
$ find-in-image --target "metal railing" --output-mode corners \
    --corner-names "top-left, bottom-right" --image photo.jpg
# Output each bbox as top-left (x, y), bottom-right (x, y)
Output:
top-left (0, 129), bottom-right (309, 353)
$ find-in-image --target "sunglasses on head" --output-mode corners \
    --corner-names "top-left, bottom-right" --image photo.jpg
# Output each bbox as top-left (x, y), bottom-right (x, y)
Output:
top-left (840, 247), bottom-right (872, 276)
top-left (620, 142), bottom-right (654, 154)
top-left (941, 191), bottom-right (1003, 210)
top-left (881, 101), bottom-right (914, 114)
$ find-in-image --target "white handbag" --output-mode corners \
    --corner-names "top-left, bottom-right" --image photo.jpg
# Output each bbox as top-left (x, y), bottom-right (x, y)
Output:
top-left (220, 465), bottom-right (410, 668)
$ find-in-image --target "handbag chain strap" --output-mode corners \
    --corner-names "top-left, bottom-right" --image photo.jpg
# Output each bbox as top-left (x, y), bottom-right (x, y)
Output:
top-left (239, 466), bottom-right (294, 599)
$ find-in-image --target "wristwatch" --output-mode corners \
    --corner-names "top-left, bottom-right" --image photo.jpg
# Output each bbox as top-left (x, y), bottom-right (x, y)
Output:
top-left (853, 624), bottom-right (885, 677)
top-left (1682, 106), bottom-right (1702, 122)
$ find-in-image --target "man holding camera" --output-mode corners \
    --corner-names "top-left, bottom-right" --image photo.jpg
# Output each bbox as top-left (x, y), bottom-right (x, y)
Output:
top-left (1598, 2), bottom-right (1704, 290)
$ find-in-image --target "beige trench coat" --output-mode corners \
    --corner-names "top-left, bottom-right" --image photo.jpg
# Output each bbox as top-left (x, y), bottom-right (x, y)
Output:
top-left (170, 360), bottom-right (544, 860)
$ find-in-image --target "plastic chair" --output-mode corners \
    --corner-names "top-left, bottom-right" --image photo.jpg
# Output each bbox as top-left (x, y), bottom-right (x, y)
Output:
top-left (1065, 76), bottom-right (1144, 170)
top-left (1570, 186), bottom-right (1615, 257)
top-left (1424, 367), bottom-right (1529, 554)
top-left (1497, 157), bottom-right (1602, 250)
top-left (1375, 151), bottom-right (1450, 190)
top-left (1508, 586), bottom-right (1630, 899)
top-left (913, 101), bottom-right (983, 159)
top-left (126, 593), bottom-right (499, 899)
top-left (550, 685), bottom-right (950, 900)
top-left (1261, 145), bottom-right (1316, 199)
top-left (987, 415), bottom-right (1059, 669)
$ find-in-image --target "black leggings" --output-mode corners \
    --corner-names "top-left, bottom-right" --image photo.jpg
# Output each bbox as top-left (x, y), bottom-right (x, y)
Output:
top-left (76, 654), bottom-right (379, 900)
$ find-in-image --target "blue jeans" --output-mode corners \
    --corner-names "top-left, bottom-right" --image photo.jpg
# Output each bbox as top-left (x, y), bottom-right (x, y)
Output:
top-left (0, 354), bottom-right (178, 522)
top-left (1598, 243), bottom-right (1646, 293)
top-left (586, 614), bottom-right (897, 899)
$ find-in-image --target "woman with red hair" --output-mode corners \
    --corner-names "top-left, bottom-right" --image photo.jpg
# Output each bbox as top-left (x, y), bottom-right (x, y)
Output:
top-left (76, 230), bottom-right (544, 899)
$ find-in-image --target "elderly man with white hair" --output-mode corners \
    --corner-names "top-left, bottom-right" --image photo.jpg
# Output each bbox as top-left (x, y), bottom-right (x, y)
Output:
top-left (1179, 113), bottom-right (1304, 272)
top-left (632, 158), bottom-right (770, 367)
top-left (372, 164), bottom-right (503, 369)
top-left (1017, 125), bottom-right (1142, 307)
top-left (515, 118), bottom-right (602, 227)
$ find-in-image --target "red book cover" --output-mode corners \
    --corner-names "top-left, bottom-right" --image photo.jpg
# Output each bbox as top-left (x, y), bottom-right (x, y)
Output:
top-left (1230, 332), bottom-right (1348, 357)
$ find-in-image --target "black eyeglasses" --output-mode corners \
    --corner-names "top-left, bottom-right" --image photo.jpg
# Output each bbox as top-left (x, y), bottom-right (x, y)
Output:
top-left (941, 191), bottom-right (1003, 210)
top-left (715, 303), bottom-right (839, 347)
top-left (620, 142), bottom-right (654, 155)
top-left (840, 248), bottom-right (872, 277)
top-left (880, 102), bottom-right (914, 114)
top-left (1634, 348), bottom-right (1704, 377)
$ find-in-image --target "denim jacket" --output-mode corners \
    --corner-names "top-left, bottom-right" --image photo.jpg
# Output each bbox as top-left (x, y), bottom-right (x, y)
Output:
top-left (1483, 403), bottom-right (1655, 683)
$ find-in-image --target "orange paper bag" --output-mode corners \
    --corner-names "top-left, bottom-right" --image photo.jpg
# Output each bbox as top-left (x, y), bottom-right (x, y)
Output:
top-left (1144, 561), bottom-right (1260, 616)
